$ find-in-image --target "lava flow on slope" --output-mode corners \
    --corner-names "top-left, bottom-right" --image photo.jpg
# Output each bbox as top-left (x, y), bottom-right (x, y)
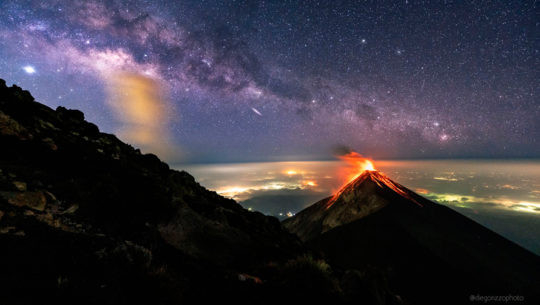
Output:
top-left (326, 153), bottom-right (421, 209)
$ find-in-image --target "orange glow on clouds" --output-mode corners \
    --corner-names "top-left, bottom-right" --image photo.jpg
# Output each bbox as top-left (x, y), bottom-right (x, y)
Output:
top-left (415, 188), bottom-right (430, 194)
top-left (337, 151), bottom-right (376, 184)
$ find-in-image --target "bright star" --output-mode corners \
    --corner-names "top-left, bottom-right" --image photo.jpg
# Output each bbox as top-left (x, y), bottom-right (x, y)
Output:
top-left (23, 65), bottom-right (36, 74)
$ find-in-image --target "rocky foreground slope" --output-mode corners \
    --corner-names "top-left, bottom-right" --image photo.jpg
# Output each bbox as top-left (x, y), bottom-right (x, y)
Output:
top-left (0, 79), bottom-right (312, 304)
top-left (10, 77), bottom-right (532, 305)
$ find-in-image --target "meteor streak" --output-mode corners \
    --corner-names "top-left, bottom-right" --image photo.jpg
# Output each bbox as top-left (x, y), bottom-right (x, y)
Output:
top-left (251, 107), bottom-right (262, 116)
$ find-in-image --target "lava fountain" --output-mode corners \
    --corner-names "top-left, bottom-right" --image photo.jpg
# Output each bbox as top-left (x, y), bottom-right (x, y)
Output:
top-left (326, 151), bottom-right (422, 209)
top-left (337, 151), bottom-right (376, 184)
top-left (324, 151), bottom-right (377, 209)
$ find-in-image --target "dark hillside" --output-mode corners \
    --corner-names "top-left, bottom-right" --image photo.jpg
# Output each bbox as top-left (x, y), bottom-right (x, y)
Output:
top-left (0, 79), bottom-right (303, 304)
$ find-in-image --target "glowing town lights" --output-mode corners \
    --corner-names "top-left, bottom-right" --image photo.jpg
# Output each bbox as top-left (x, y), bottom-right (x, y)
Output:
top-left (303, 181), bottom-right (317, 187)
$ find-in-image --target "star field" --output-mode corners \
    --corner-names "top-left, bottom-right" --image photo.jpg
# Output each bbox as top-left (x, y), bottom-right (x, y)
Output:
top-left (0, 0), bottom-right (537, 162)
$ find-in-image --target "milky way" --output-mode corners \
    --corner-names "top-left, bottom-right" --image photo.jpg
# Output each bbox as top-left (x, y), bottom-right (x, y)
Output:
top-left (0, 1), bottom-right (537, 162)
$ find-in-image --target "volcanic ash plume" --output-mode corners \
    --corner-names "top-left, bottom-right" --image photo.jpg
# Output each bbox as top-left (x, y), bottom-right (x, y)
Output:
top-left (334, 148), bottom-right (375, 185)
top-left (106, 73), bottom-right (179, 160)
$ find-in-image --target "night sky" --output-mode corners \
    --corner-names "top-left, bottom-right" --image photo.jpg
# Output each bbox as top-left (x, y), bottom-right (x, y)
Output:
top-left (0, 0), bottom-right (538, 162)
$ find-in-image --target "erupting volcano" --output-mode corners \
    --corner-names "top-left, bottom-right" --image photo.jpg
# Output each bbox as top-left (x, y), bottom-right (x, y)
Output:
top-left (283, 158), bottom-right (429, 241)
top-left (282, 158), bottom-right (540, 304)
top-left (335, 151), bottom-right (376, 184)
top-left (326, 154), bottom-right (422, 210)
top-left (326, 170), bottom-right (423, 210)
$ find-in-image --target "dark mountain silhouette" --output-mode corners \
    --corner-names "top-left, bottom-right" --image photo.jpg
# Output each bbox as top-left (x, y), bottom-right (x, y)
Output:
top-left (2, 78), bottom-right (538, 305)
top-left (283, 170), bottom-right (540, 304)
top-left (0, 79), bottom-right (310, 304)
top-left (1, 79), bottom-right (411, 305)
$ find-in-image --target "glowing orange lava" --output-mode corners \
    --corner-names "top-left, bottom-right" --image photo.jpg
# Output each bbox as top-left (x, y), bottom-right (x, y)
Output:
top-left (338, 151), bottom-right (376, 183)
top-left (324, 152), bottom-right (378, 209)
top-left (326, 153), bottom-right (423, 209)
